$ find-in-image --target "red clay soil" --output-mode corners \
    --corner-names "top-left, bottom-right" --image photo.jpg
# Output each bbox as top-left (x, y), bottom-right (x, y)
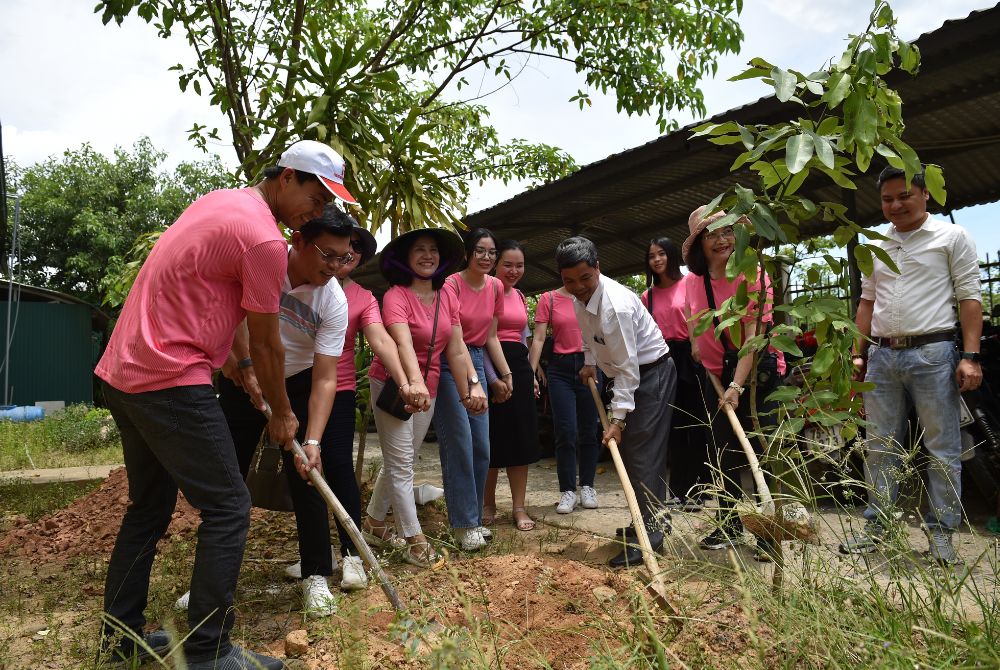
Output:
top-left (0, 467), bottom-right (201, 561)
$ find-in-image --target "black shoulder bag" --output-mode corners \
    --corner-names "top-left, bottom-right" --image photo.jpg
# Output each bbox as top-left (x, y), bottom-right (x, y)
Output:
top-left (539, 291), bottom-right (556, 370)
top-left (376, 293), bottom-right (441, 421)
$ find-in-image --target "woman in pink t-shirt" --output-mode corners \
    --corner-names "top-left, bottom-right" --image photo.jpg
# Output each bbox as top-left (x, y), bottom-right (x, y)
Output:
top-left (528, 287), bottom-right (602, 515)
top-left (434, 228), bottom-right (512, 552)
top-left (641, 237), bottom-right (708, 512)
top-left (682, 205), bottom-right (785, 561)
top-left (482, 240), bottom-right (540, 531)
top-left (364, 229), bottom-right (487, 568)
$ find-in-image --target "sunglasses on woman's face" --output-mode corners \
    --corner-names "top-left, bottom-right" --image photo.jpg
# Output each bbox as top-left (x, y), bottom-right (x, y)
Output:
top-left (350, 239), bottom-right (364, 253)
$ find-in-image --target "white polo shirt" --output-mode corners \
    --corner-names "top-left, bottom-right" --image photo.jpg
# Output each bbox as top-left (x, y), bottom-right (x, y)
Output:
top-left (278, 272), bottom-right (348, 377)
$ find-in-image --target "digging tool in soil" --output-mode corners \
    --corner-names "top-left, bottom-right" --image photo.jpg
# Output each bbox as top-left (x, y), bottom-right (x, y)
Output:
top-left (586, 378), bottom-right (682, 622)
top-left (262, 404), bottom-right (406, 612)
top-left (705, 372), bottom-right (817, 547)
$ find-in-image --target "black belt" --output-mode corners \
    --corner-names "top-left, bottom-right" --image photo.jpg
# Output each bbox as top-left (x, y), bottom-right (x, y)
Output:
top-left (872, 331), bottom-right (955, 350)
top-left (638, 352), bottom-right (670, 373)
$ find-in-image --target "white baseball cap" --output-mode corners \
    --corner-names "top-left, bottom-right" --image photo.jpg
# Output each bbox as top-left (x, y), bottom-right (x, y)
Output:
top-left (277, 140), bottom-right (358, 204)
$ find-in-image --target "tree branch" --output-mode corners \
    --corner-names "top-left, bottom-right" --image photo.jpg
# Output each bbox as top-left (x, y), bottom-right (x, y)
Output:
top-left (364, 0), bottom-right (426, 73)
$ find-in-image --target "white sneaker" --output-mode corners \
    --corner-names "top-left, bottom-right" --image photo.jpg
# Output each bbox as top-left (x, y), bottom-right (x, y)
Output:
top-left (285, 548), bottom-right (339, 580)
top-left (455, 527), bottom-right (487, 551)
top-left (302, 575), bottom-right (337, 616)
top-left (478, 525), bottom-right (493, 541)
top-left (580, 486), bottom-right (599, 509)
top-left (339, 556), bottom-right (368, 591)
top-left (174, 590), bottom-right (190, 611)
top-left (555, 490), bottom-right (578, 514)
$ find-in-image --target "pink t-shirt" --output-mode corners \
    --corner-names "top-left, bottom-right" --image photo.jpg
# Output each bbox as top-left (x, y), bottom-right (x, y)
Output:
top-left (496, 289), bottom-right (528, 343)
top-left (641, 275), bottom-right (691, 342)
top-left (685, 272), bottom-right (786, 378)
top-left (534, 290), bottom-right (583, 354)
top-left (337, 280), bottom-right (381, 392)
top-left (442, 273), bottom-right (504, 347)
top-left (369, 285), bottom-right (460, 398)
top-left (96, 188), bottom-right (287, 393)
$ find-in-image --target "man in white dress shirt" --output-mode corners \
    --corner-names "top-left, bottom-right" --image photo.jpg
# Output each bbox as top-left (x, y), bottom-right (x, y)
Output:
top-left (555, 236), bottom-right (678, 568)
top-left (840, 166), bottom-right (982, 565)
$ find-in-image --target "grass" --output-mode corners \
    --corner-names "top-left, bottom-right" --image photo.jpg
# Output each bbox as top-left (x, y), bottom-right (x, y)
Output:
top-left (0, 477), bottom-right (102, 521)
top-left (0, 404), bottom-right (123, 471)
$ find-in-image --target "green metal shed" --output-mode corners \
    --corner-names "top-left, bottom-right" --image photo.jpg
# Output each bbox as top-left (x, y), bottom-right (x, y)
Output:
top-left (0, 282), bottom-right (110, 406)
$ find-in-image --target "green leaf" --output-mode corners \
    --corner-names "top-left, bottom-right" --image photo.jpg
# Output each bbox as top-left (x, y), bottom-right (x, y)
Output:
top-left (771, 67), bottom-right (797, 102)
top-left (770, 334), bottom-right (803, 357)
top-left (785, 133), bottom-right (814, 174)
top-left (811, 346), bottom-right (836, 375)
top-left (867, 243), bottom-right (899, 274)
top-left (924, 164), bottom-right (947, 206)
top-left (807, 131), bottom-right (835, 169)
top-left (854, 244), bottom-right (874, 276)
top-left (822, 72), bottom-right (852, 107)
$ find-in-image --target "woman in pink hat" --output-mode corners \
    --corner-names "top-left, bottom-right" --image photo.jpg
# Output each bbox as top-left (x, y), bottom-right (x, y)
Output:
top-left (682, 205), bottom-right (786, 562)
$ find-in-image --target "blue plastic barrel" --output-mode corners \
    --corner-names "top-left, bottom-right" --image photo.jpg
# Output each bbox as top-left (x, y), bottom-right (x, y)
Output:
top-left (0, 405), bottom-right (45, 422)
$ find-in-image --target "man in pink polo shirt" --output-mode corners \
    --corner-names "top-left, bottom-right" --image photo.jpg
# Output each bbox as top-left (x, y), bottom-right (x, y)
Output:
top-left (95, 141), bottom-right (358, 670)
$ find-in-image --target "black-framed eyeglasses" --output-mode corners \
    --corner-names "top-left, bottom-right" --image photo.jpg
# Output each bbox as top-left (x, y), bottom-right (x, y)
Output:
top-left (313, 244), bottom-right (354, 267)
top-left (473, 247), bottom-right (498, 259)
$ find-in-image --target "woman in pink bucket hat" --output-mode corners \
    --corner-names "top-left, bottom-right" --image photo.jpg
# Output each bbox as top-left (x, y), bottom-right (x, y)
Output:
top-left (682, 204), bottom-right (786, 562)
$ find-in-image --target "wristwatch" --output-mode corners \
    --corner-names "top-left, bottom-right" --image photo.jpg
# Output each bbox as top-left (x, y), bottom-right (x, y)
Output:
top-left (303, 439), bottom-right (320, 447)
top-left (609, 417), bottom-right (627, 430)
top-left (960, 351), bottom-right (982, 362)
top-left (237, 357), bottom-right (253, 369)
top-left (469, 374), bottom-right (480, 385)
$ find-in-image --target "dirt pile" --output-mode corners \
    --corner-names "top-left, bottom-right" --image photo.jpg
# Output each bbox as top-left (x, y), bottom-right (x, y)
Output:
top-left (0, 467), bottom-right (200, 561)
top-left (287, 554), bottom-right (653, 670)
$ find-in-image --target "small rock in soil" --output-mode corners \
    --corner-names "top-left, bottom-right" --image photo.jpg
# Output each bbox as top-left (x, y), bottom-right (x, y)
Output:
top-left (592, 586), bottom-right (616, 602)
top-left (285, 629), bottom-right (309, 657)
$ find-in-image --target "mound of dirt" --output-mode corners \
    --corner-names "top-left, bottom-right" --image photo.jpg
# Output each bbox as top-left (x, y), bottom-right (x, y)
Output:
top-left (0, 467), bottom-right (200, 561)
top-left (283, 554), bottom-right (657, 670)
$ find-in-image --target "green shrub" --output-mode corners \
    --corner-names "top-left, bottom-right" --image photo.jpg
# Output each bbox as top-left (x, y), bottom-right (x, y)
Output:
top-left (40, 404), bottom-right (120, 453)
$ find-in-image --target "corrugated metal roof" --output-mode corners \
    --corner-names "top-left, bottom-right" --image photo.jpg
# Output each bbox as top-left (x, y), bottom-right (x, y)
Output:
top-left (355, 3), bottom-right (1000, 295)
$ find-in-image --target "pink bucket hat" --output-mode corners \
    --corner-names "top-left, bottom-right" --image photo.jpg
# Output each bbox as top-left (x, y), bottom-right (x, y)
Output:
top-left (681, 205), bottom-right (746, 265)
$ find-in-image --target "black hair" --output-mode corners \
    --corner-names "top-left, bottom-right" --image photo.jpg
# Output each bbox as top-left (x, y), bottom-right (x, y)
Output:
top-left (383, 232), bottom-right (450, 290)
top-left (685, 233), bottom-right (709, 277)
top-left (298, 205), bottom-right (355, 243)
top-left (262, 166), bottom-right (321, 185)
top-left (646, 237), bottom-right (684, 286)
top-left (496, 239), bottom-right (524, 260)
top-left (877, 166), bottom-right (926, 190)
top-left (460, 227), bottom-right (498, 269)
top-left (555, 236), bottom-right (598, 270)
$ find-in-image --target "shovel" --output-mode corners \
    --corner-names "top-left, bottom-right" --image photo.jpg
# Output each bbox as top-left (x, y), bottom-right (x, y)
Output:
top-left (705, 373), bottom-right (817, 545)
top-left (586, 378), bottom-right (681, 621)
top-left (262, 404), bottom-right (405, 612)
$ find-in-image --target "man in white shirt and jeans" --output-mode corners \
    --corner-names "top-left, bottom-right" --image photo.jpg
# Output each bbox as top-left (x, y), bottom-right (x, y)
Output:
top-left (841, 166), bottom-right (982, 564)
top-left (556, 236), bottom-right (678, 568)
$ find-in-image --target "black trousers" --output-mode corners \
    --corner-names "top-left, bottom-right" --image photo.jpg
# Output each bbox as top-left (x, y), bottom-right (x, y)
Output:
top-left (665, 345), bottom-right (709, 502)
top-left (700, 372), bottom-right (779, 529)
top-left (102, 382), bottom-right (248, 663)
top-left (218, 372), bottom-right (362, 577)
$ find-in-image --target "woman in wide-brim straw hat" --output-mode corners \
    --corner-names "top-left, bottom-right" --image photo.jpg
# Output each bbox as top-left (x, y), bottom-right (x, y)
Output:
top-left (682, 204), bottom-right (787, 562)
top-left (363, 227), bottom-right (488, 568)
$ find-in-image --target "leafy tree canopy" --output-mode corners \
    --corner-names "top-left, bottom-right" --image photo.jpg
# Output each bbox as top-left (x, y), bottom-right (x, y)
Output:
top-left (96, 0), bottom-right (744, 237)
top-left (3, 138), bottom-right (236, 306)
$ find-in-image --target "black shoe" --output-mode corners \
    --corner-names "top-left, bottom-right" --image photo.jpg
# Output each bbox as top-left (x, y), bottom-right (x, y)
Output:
top-left (101, 629), bottom-right (171, 669)
top-left (608, 530), bottom-right (664, 568)
top-left (753, 537), bottom-right (778, 563)
top-left (187, 644), bottom-right (287, 670)
top-left (699, 526), bottom-right (743, 550)
top-left (615, 524), bottom-right (638, 539)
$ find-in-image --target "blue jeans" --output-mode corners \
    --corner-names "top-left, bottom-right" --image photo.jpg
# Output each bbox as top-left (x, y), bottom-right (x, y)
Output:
top-left (435, 346), bottom-right (490, 529)
top-left (863, 340), bottom-right (963, 530)
top-left (547, 353), bottom-right (601, 492)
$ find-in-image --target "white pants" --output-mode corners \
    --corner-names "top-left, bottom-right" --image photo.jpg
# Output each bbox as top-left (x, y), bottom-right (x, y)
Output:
top-left (366, 377), bottom-right (436, 538)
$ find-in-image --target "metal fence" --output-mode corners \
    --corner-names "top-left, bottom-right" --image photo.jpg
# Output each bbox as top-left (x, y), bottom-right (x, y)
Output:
top-left (786, 254), bottom-right (1000, 325)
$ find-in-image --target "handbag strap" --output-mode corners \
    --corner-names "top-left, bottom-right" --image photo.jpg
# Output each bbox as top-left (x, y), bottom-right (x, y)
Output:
top-left (703, 272), bottom-right (737, 353)
top-left (424, 292), bottom-right (442, 378)
top-left (645, 287), bottom-right (653, 314)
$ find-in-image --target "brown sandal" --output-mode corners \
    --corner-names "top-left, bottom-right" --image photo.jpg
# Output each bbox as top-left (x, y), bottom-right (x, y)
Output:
top-left (512, 507), bottom-right (535, 532)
